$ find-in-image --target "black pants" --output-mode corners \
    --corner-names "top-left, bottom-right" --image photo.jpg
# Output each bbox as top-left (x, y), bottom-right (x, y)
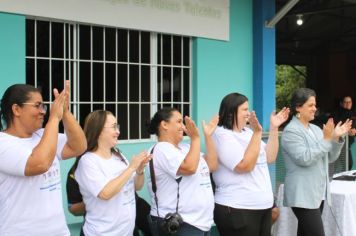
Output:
top-left (134, 193), bottom-right (153, 236)
top-left (214, 203), bottom-right (272, 236)
top-left (291, 201), bottom-right (325, 236)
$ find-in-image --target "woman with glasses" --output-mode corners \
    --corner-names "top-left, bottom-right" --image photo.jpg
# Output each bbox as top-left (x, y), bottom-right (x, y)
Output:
top-left (0, 81), bottom-right (87, 236)
top-left (147, 107), bottom-right (219, 236)
top-left (75, 110), bottom-right (151, 236)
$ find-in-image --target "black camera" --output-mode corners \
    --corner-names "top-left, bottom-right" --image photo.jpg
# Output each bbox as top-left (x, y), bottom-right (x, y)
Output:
top-left (161, 212), bottom-right (183, 234)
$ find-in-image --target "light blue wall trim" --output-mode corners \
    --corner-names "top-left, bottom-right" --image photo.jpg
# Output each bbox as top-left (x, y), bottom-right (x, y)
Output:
top-left (253, 0), bottom-right (277, 192)
top-left (253, 0), bottom-right (276, 129)
top-left (193, 0), bottom-right (253, 130)
top-left (0, 13), bottom-right (26, 96)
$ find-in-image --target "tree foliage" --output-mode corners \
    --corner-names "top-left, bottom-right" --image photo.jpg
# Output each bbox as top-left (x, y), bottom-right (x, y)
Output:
top-left (276, 65), bottom-right (306, 110)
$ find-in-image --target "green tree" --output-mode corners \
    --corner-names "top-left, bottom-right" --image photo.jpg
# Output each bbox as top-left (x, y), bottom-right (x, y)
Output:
top-left (276, 65), bottom-right (306, 110)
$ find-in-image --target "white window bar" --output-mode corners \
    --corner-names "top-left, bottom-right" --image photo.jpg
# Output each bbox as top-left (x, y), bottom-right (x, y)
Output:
top-left (180, 37), bottom-right (184, 113)
top-left (103, 27), bottom-right (106, 110)
top-left (72, 23), bottom-right (78, 117)
top-left (189, 38), bottom-right (192, 116)
top-left (26, 18), bottom-right (191, 141)
top-left (160, 34), bottom-right (163, 109)
top-left (170, 35), bottom-right (174, 108)
top-left (34, 20), bottom-right (37, 88)
top-left (76, 24), bottom-right (81, 123)
top-left (150, 32), bottom-right (158, 139)
top-left (115, 28), bottom-right (118, 122)
top-left (126, 30), bottom-right (130, 140)
top-left (138, 31), bottom-right (142, 139)
top-left (90, 26), bottom-right (93, 112)
top-left (49, 21), bottom-right (52, 104)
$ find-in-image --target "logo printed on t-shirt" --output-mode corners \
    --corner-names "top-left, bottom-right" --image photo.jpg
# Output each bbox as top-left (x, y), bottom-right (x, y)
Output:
top-left (40, 160), bottom-right (61, 191)
top-left (199, 164), bottom-right (212, 189)
top-left (123, 178), bottom-right (135, 205)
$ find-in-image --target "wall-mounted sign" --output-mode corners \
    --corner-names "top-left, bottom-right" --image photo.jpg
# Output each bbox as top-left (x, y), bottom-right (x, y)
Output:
top-left (0, 0), bottom-right (229, 40)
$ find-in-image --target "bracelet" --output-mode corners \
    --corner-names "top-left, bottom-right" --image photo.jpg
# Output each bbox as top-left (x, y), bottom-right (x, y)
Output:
top-left (136, 170), bottom-right (144, 175)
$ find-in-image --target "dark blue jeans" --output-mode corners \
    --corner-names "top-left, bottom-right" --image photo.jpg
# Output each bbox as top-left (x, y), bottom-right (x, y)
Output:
top-left (148, 215), bottom-right (210, 236)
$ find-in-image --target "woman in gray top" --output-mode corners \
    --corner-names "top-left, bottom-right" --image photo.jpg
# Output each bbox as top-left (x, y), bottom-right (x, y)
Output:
top-left (281, 88), bottom-right (352, 236)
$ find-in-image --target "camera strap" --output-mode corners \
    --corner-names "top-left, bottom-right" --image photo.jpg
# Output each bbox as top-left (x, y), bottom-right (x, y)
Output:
top-left (149, 145), bottom-right (182, 217)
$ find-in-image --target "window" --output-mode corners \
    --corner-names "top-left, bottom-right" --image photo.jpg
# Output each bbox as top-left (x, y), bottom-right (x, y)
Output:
top-left (26, 19), bottom-right (192, 140)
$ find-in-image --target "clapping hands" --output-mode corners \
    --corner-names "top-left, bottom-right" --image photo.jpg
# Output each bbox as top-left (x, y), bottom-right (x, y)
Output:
top-left (323, 118), bottom-right (335, 141)
top-left (183, 116), bottom-right (200, 140)
top-left (334, 119), bottom-right (353, 139)
top-left (130, 151), bottom-right (151, 174)
top-left (270, 107), bottom-right (290, 129)
top-left (323, 118), bottom-right (352, 141)
top-left (51, 80), bottom-right (71, 121)
top-left (202, 115), bottom-right (219, 137)
top-left (248, 111), bottom-right (262, 132)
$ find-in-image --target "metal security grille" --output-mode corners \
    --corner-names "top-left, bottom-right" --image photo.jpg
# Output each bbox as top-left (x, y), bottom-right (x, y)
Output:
top-left (25, 19), bottom-right (191, 141)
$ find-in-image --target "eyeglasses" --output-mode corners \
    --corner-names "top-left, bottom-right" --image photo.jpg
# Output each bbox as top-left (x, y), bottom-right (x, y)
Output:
top-left (103, 124), bottom-right (120, 131)
top-left (22, 102), bottom-right (48, 112)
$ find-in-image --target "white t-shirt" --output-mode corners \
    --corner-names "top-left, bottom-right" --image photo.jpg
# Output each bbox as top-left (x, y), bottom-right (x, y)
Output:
top-left (75, 152), bottom-right (136, 236)
top-left (212, 126), bottom-right (273, 209)
top-left (0, 129), bottom-right (69, 236)
top-left (147, 142), bottom-right (214, 232)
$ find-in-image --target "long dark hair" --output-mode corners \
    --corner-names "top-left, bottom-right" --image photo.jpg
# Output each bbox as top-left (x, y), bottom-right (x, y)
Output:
top-left (0, 84), bottom-right (40, 130)
top-left (148, 107), bottom-right (179, 137)
top-left (218, 92), bottom-right (248, 130)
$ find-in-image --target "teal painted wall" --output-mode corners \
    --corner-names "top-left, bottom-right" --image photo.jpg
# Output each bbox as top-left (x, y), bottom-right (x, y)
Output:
top-left (0, 13), bottom-right (26, 95)
top-left (193, 0), bottom-right (253, 124)
top-left (0, 1), bottom-right (254, 229)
